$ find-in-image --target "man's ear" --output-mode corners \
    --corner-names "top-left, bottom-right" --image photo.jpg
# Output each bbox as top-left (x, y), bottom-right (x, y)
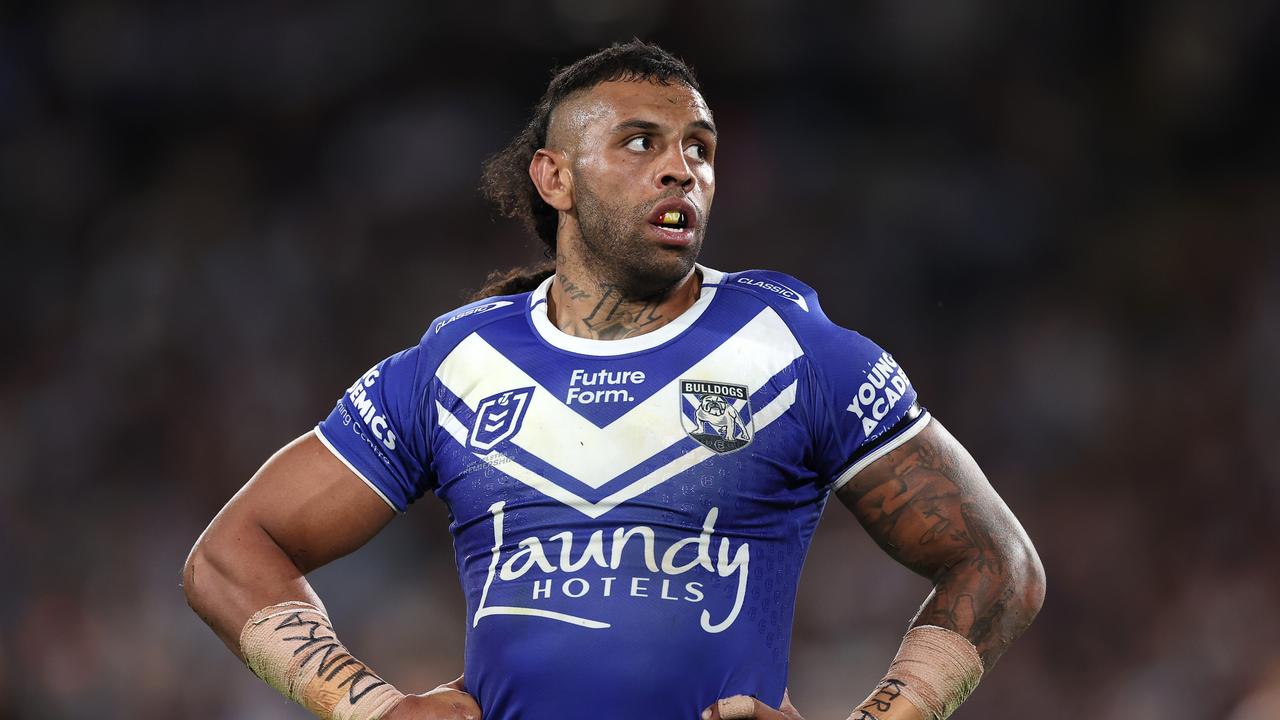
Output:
top-left (529, 148), bottom-right (574, 212)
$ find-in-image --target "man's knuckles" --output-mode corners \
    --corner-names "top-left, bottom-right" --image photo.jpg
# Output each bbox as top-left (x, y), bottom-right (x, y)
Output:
top-left (702, 692), bottom-right (804, 720)
top-left (703, 694), bottom-right (763, 720)
top-left (385, 689), bottom-right (481, 720)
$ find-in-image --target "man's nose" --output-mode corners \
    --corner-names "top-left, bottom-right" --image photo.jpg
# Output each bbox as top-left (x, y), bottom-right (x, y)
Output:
top-left (657, 146), bottom-right (695, 190)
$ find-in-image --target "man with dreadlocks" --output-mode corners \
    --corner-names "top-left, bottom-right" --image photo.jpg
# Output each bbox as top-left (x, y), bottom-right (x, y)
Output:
top-left (183, 41), bottom-right (1044, 720)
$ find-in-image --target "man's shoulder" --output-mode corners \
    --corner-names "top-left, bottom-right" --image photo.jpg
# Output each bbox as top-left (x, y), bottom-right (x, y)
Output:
top-left (714, 267), bottom-right (888, 359)
top-left (416, 292), bottom-right (529, 351)
top-left (715, 268), bottom-right (819, 316)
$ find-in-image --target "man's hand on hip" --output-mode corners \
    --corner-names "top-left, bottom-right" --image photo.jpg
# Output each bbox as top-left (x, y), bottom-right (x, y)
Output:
top-left (702, 688), bottom-right (803, 720)
top-left (383, 676), bottom-right (481, 720)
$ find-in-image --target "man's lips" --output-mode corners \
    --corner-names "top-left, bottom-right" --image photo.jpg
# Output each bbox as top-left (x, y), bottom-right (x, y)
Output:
top-left (646, 223), bottom-right (695, 246)
top-left (648, 197), bottom-right (699, 231)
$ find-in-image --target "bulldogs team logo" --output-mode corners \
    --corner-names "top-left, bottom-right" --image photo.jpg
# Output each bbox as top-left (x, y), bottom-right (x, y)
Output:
top-left (470, 387), bottom-right (535, 452)
top-left (679, 379), bottom-right (753, 454)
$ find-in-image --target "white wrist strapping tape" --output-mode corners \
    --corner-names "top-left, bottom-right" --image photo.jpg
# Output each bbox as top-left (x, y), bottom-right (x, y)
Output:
top-left (239, 601), bottom-right (405, 720)
top-left (850, 625), bottom-right (984, 720)
top-left (717, 695), bottom-right (757, 719)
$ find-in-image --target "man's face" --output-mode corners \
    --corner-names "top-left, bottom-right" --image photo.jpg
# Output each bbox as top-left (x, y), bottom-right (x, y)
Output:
top-left (552, 79), bottom-right (717, 296)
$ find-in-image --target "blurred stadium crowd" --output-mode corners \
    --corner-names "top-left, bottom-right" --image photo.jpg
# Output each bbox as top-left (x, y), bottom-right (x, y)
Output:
top-left (2, 2), bottom-right (1278, 719)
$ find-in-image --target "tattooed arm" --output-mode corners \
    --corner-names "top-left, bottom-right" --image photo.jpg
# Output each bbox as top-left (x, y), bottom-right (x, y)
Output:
top-left (835, 418), bottom-right (1045, 716)
top-left (182, 432), bottom-right (478, 719)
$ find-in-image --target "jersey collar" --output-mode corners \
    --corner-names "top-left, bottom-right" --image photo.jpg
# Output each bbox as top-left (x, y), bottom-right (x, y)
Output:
top-left (527, 264), bottom-right (724, 356)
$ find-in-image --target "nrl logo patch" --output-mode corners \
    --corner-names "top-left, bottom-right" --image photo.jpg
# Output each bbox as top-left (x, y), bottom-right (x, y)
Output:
top-left (470, 387), bottom-right (535, 452)
top-left (679, 379), bottom-right (753, 454)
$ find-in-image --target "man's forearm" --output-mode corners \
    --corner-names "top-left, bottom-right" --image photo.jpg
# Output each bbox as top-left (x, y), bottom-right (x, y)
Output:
top-left (240, 600), bottom-right (406, 718)
top-left (182, 515), bottom-right (323, 658)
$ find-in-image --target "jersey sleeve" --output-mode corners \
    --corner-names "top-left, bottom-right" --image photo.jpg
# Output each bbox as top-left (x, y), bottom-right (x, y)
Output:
top-left (314, 343), bottom-right (434, 512)
top-left (805, 325), bottom-right (931, 491)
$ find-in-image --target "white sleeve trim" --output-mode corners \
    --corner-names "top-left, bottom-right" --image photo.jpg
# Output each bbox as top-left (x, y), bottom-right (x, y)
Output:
top-left (312, 426), bottom-right (400, 512)
top-left (831, 412), bottom-right (932, 492)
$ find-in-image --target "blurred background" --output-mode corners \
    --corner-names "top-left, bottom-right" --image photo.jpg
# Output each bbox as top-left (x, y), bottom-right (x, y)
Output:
top-left (2, 1), bottom-right (1278, 718)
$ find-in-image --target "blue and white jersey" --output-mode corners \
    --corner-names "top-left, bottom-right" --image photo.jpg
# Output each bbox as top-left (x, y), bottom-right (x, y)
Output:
top-left (315, 266), bottom-right (930, 720)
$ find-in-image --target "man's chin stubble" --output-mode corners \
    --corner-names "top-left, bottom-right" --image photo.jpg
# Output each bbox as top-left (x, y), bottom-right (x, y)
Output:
top-left (602, 237), bottom-right (700, 300)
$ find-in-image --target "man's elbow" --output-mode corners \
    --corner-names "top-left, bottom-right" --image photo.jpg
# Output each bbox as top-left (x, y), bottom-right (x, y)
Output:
top-left (181, 539), bottom-right (207, 612)
top-left (1006, 534), bottom-right (1047, 628)
top-left (182, 528), bottom-right (228, 620)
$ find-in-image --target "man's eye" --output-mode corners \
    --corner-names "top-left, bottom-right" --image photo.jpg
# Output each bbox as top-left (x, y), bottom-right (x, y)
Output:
top-left (684, 143), bottom-right (708, 161)
top-left (625, 136), bottom-right (651, 151)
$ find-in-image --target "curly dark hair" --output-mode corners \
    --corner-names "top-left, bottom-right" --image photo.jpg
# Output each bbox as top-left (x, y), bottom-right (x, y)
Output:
top-left (470, 40), bottom-right (701, 300)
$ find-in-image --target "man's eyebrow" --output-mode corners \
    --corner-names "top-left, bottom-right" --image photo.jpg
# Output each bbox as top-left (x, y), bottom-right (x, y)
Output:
top-left (610, 118), bottom-right (718, 136)
top-left (612, 119), bottom-right (661, 134)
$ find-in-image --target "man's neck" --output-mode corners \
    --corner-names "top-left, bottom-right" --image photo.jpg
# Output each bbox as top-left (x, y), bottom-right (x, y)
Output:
top-left (546, 263), bottom-right (702, 341)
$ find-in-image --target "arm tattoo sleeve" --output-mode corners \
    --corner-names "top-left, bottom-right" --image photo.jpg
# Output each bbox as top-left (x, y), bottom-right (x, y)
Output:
top-left (835, 421), bottom-right (1044, 669)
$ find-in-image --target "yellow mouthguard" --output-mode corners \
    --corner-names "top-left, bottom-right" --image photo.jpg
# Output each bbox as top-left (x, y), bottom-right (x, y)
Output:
top-left (661, 211), bottom-right (682, 225)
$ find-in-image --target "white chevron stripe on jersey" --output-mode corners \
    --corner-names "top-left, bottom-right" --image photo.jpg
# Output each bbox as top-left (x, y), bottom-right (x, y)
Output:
top-left (439, 379), bottom-right (798, 518)
top-left (437, 399), bottom-right (470, 447)
top-left (433, 306), bottom-right (803, 491)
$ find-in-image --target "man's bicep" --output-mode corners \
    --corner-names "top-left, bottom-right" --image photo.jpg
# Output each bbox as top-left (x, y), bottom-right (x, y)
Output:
top-left (234, 430), bottom-right (397, 574)
top-left (832, 419), bottom-right (1020, 581)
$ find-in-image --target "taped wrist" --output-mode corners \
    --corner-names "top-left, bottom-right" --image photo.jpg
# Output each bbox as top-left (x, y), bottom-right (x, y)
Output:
top-left (849, 625), bottom-right (983, 720)
top-left (239, 601), bottom-right (405, 720)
